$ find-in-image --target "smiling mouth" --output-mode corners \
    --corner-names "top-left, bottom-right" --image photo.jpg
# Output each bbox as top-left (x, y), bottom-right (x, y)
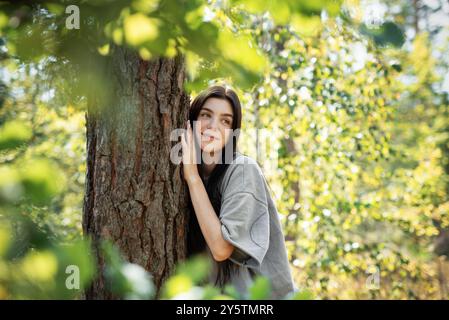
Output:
top-left (201, 133), bottom-right (218, 141)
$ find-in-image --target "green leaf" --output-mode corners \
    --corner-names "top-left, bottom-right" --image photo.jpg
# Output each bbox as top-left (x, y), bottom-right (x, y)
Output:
top-left (248, 275), bottom-right (271, 299)
top-left (0, 120), bottom-right (32, 151)
top-left (101, 240), bottom-right (155, 299)
top-left (359, 22), bottom-right (405, 48)
top-left (124, 13), bottom-right (160, 47)
top-left (0, 223), bottom-right (11, 257)
top-left (217, 30), bottom-right (267, 74)
top-left (173, 253), bottom-right (211, 284)
top-left (290, 289), bottom-right (314, 300)
top-left (53, 239), bottom-right (96, 295)
top-left (162, 274), bottom-right (194, 299)
top-left (19, 159), bottom-right (65, 206)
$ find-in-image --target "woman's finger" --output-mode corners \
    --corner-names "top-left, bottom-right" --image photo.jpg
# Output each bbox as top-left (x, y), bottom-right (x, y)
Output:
top-left (180, 133), bottom-right (185, 148)
top-left (181, 130), bottom-right (188, 154)
top-left (193, 120), bottom-right (201, 139)
top-left (186, 121), bottom-right (192, 142)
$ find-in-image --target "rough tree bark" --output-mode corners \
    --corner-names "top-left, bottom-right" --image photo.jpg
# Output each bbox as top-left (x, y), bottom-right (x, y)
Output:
top-left (82, 46), bottom-right (191, 299)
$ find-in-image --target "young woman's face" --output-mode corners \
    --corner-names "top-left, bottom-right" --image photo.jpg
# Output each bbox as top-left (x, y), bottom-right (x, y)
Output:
top-left (196, 97), bottom-right (234, 153)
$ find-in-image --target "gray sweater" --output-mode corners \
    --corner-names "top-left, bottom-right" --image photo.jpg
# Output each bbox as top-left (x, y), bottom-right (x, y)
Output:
top-left (206, 152), bottom-right (298, 299)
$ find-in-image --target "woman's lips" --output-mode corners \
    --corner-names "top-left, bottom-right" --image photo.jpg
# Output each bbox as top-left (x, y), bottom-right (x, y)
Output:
top-left (201, 133), bottom-right (218, 141)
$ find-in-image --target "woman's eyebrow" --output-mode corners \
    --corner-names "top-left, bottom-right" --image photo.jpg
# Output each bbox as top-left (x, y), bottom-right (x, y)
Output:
top-left (200, 107), bottom-right (213, 113)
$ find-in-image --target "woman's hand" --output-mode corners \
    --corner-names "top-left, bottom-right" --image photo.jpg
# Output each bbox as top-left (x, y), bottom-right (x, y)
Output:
top-left (181, 120), bottom-right (200, 184)
top-left (181, 120), bottom-right (234, 261)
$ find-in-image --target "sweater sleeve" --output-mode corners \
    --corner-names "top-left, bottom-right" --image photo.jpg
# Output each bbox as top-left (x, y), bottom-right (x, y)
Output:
top-left (219, 160), bottom-right (270, 269)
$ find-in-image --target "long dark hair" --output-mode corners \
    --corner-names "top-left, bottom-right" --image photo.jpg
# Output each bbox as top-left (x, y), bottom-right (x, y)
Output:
top-left (186, 85), bottom-right (242, 289)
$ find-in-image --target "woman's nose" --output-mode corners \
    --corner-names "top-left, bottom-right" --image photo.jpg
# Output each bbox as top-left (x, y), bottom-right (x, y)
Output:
top-left (206, 116), bottom-right (219, 129)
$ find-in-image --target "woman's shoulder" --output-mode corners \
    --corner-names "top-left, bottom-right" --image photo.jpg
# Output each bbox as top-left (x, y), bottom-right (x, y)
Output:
top-left (225, 152), bottom-right (263, 176)
top-left (220, 152), bottom-right (267, 198)
top-left (230, 151), bottom-right (260, 167)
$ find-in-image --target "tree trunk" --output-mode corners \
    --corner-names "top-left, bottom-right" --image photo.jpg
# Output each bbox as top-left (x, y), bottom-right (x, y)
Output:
top-left (82, 46), bottom-right (190, 299)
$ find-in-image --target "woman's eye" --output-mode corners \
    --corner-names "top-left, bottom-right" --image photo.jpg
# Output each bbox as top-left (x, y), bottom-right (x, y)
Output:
top-left (222, 119), bottom-right (231, 126)
top-left (200, 113), bottom-right (211, 118)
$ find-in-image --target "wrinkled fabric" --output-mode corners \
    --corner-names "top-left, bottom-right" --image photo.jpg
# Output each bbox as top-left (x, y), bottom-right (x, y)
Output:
top-left (207, 152), bottom-right (298, 299)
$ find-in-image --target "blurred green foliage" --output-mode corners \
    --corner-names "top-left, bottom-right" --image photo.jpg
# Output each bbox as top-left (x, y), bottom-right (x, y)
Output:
top-left (0, 0), bottom-right (332, 300)
top-left (101, 240), bottom-right (155, 299)
top-left (0, 0), bottom-right (342, 96)
top-left (1, 0), bottom-right (448, 300)
top-left (234, 1), bottom-right (449, 299)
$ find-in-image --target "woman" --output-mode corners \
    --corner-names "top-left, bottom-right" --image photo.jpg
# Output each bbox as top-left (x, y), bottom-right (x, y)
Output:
top-left (181, 85), bottom-right (297, 299)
